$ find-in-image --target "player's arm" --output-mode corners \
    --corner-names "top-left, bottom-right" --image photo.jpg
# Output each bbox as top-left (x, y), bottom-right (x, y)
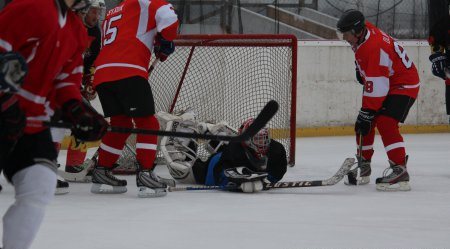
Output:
top-left (428, 0), bottom-right (449, 53)
top-left (152, 1), bottom-right (179, 61)
top-left (428, 0), bottom-right (450, 80)
top-left (54, 52), bottom-right (108, 142)
top-left (355, 52), bottom-right (389, 135)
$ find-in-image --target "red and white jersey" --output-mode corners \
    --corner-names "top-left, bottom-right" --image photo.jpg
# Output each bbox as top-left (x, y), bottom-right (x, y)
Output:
top-left (0, 0), bottom-right (88, 133)
top-left (355, 22), bottom-right (420, 111)
top-left (93, 0), bottom-right (178, 85)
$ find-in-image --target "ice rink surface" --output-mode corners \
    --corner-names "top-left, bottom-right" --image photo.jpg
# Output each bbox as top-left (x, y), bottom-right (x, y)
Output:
top-left (1, 133), bottom-right (450, 249)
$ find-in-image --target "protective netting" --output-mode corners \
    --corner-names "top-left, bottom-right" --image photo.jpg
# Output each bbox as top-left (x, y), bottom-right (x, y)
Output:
top-left (113, 35), bottom-right (296, 174)
top-left (151, 34), bottom-right (297, 165)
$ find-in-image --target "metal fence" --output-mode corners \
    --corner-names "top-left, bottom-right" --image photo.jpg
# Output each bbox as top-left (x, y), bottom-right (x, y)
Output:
top-left (168, 0), bottom-right (429, 39)
top-left (0, 0), bottom-right (430, 39)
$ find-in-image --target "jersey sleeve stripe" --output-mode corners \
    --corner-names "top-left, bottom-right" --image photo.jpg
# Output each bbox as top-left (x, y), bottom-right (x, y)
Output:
top-left (137, 0), bottom-right (153, 51)
top-left (55, 82), bottom-right (76, 89)
top-left (18, 89), bottom-right (46, 104)
top-left (363, 76), bottom-right (389, 97)
top-left (0, 38), bottom-right (12, 51)
top-left (155, 4), bottom-right (178, 33)
top-left (71, 66), bottom-right (84, 75)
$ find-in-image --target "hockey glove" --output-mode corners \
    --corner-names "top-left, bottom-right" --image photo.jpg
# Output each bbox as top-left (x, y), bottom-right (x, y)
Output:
top-left (0, 51), bottom-right (28, 93)
top-left (153, 33), bottom-right (175, 62)
top-left (223, 167), bottom-right (268, 193)
top-left (62, 99), bottom-right (108, 142)
top-left (355, 109), bottom-right (375, 136)
top-left (429, 52), bottom-right (447, 80)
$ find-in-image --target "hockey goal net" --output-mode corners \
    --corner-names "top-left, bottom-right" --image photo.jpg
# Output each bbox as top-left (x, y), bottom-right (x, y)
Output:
top-left (115, 34), bottom-right (297, 173)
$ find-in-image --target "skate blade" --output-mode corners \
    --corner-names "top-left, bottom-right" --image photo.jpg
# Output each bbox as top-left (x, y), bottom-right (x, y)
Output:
top-left (90, 183), bottom-right (127, 194)
top-left (376, 181), bottom-right (411, 191)
top-left (55, 188), bottom-right (70, 195)
top-left (137, 187), bottom-right (167, 198)
top-left (344, 175), bottom-right (370, 185)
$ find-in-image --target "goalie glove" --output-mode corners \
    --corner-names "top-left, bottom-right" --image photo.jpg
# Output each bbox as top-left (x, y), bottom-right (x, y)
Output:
top-left (223, 167), bottom-right (268, 193)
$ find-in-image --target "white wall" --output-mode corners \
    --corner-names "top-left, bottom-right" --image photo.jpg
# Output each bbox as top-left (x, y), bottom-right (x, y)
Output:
top-left (296, 40), bottom-right (448, 128)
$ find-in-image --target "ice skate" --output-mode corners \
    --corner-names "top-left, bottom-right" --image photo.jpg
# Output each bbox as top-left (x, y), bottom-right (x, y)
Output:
top-left (55, 179), bottom-right (69, 195)
top-left (344, 156), bottom-right (371, 185)
top-left (376, 160), bottom-right (411, 191)
top-left (90, 166), bottom-right (127, 194)
top-left (136, 169), bottom-right (170, 198)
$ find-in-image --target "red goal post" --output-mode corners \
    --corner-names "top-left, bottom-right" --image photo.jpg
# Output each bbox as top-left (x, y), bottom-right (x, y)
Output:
top-left (150, 34), bottom-right (297, 166)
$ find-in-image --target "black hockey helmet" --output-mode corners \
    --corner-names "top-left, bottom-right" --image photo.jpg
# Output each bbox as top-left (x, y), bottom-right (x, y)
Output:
top-left (337, 9), bottom-right (365, 34)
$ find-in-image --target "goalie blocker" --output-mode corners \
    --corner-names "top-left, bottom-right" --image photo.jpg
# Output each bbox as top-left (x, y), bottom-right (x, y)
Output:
top-left (157, 111), bottom-right (287, 193)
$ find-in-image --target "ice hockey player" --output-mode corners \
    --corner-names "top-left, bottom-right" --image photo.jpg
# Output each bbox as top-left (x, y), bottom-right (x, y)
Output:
top-left (337, 10), bottom-right (420, 191)
top-left (158, 111), bottom-right (287, 193)
top-left (64, 0), bottom-right (106, 176)
top-left (0, 0), bottom-right (108, 248)
top-left (428, 0), bottom-right (450, 123)
top-left (90, 0), bottom-right (179, 197)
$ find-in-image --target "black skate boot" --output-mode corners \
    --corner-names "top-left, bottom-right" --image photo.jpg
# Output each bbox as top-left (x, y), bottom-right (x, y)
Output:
top-left (55, 179), bottom-right (69, 195)
top-left (376, 159), bottom-right (411, 191)
top-left (90, 166), bottom-right (127, 194)
top-left (345, 156), bottom-right (371, 185)
top-left (136, 169), bottom-right (170, 198)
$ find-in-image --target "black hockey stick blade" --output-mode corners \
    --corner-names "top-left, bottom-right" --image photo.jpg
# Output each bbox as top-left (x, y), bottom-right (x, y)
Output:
top-left (35, 100), bottom-right (279, 142)
top-left (168, 158), bottom-right (355, 192)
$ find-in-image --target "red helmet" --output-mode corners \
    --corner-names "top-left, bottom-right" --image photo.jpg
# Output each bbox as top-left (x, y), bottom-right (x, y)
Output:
top-left (239, 118), bottom-right (270, 159)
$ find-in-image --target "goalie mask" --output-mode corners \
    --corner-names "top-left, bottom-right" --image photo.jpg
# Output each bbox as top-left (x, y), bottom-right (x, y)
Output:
top-left (239, 118), bottom-right (270, 160)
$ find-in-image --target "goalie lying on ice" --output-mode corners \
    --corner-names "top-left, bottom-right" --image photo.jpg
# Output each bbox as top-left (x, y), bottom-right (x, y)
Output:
top-left (157, 111), bottom-right (287, 192)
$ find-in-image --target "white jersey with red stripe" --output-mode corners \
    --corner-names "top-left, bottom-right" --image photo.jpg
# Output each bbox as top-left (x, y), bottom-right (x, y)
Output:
top-left (0, 0), bottom-right (89, 134)
top-left (93, 0), bottom-right (178, 86)
top-left (355, 22), bottom-right (420, 111)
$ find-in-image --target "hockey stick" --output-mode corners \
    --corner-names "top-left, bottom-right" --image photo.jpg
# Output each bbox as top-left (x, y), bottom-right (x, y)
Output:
top-left (168, 158), bottom-right (355, 192)
top-left (57, 151), bottom-right (98, 182)
top-left (32, 100), bottom-right (279, 142)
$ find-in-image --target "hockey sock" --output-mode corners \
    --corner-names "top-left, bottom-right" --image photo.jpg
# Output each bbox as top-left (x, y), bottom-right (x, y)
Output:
top-left (98, 115), bottom-right (132, 167)
top-left (356, 127), bottom-right (375, 161)
top-left (133, 115), bottom-right (159, 169)
top-left (66, 136), bottom-right (88, 167)
top-left (2, 164), bottom-right (56, 249)
top-left (377, 115), bottom-right (406, 165)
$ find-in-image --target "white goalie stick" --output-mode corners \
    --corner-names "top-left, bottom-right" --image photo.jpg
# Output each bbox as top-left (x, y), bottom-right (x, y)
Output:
top-left (168, 157), bottom-right (356, 191)
top-left (31, 100), bottom-right (279, 142)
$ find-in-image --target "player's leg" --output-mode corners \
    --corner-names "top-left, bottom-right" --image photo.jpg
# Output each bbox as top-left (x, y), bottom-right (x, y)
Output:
top-left (2, 130), bottom-right (58, 248)
top-left (120, 76), bottom-right (170, 197)
top-left (65, 135), bottom-right (88, 173)
top-left (375, 94), bottom-right (415, 191)
top-left (50, 127), bottom-right (70, 195)
top-left (91, 82), bottom-right (130, 194)
top-left (344, 127), bottom-right (374, 185)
